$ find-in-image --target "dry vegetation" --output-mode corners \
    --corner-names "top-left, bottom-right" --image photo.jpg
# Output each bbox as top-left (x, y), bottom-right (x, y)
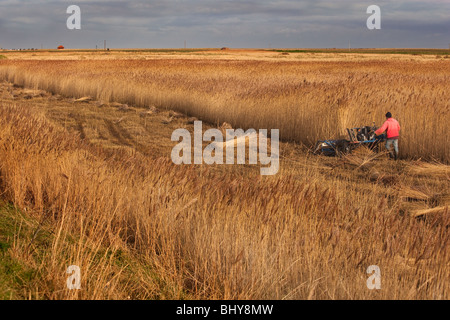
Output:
top-left (0, 51), bottom-right (448, 300)
top-left (0, 52), bottom-right (448, 161)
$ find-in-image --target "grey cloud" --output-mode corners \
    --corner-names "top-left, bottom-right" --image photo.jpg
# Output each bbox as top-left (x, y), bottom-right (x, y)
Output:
top-left (0, 0), bottom-right (448, 49)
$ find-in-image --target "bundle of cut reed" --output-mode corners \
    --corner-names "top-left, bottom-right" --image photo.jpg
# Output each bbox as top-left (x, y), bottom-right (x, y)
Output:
top-left (413, 206), bottom-right (448, 217)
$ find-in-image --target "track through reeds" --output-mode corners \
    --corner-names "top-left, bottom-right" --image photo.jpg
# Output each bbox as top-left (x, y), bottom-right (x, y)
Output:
top-left (0, 57), bottom-right (448, 162)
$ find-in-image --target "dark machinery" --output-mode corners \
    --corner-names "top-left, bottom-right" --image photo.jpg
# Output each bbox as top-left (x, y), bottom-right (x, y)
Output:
top-left (313, 123), bottom-right (386, 156)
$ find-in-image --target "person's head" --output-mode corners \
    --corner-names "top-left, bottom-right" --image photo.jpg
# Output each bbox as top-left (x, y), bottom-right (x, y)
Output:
top-left (385, 112), bottom-right (392, 119)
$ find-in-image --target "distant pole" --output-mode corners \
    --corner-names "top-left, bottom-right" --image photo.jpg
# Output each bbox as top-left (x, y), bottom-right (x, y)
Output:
top-left (104, 40), bottom-right (106, 50)
top-left (184, 40), bottom-right (186, 49)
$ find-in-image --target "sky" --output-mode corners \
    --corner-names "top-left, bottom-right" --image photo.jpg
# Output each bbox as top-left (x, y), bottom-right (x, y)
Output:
top-left (0, 0), bottom-right (449, 49)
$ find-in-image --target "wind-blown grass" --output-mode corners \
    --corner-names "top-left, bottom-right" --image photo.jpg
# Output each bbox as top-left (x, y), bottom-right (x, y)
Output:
top-left (0, 57), bottom-right (448, 161)
top-left (0, 97), bottom-right (448, 299)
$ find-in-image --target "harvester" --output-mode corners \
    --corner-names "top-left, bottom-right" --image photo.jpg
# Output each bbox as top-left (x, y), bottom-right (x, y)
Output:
top-left (313, 123), bottom-right (386, 156)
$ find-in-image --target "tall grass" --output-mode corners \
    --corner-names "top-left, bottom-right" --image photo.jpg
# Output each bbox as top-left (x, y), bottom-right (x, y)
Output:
top-left (0, 100), bottom-right (448, 299)
top-left (0, 58), bottom-right (448, 162)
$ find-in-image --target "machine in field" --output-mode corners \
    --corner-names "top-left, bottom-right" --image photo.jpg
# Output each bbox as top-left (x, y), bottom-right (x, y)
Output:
top-left (313, 123), bottom-right (386, 156)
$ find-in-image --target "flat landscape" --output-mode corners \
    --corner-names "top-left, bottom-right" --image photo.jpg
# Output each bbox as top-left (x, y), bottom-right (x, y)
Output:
top-left (0, 49), bottom-right (448, 299)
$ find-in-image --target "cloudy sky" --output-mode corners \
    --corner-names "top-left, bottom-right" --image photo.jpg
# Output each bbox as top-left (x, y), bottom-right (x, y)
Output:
top-left (0, 0), bottom-right (448, 49)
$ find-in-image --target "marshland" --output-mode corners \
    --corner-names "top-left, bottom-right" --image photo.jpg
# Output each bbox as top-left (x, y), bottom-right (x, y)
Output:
top-left (0, 49), bottom-right (448, 300)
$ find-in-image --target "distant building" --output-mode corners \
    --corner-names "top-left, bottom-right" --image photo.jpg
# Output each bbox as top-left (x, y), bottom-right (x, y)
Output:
top-left (57, 45), bottom-right (65, 50)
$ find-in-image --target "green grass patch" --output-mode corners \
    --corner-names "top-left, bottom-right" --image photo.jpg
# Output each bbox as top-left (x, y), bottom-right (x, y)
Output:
top-left (0, 201), bottom-right (39, 299)
top-left (0, 55), bottom-right (7, 60)
top-left (0, 199), bottom-right (174, 299)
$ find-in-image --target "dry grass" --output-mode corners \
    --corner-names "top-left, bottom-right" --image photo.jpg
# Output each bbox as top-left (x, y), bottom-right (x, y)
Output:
top-left (0, 77), bottom-right (448, 299)
top-left (0, 54), bottom-right (448, 162)
top-left (413, 206), bottom-right (448, 218)
top-left (407, 162), bottom-right (450, 178)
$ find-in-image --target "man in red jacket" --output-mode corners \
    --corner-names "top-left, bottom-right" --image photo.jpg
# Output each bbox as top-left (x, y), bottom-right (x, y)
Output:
top-left (375, 112), bottom-right (401, 160)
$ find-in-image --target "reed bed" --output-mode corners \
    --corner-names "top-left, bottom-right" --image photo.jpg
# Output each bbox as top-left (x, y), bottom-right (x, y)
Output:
top-left (0, 57), bottom-right (448, 162)
top-left (0, 99), bottom-right (448, 299)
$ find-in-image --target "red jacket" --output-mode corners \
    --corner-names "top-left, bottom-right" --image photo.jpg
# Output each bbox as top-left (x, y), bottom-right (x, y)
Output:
top-left (376, 118), bottom-right (400, 139)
